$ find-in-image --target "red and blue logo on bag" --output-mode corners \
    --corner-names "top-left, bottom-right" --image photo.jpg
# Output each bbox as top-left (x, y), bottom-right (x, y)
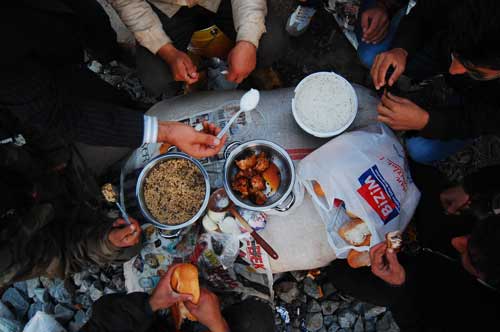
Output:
top-left (357, 165), bottom-right (400, 224)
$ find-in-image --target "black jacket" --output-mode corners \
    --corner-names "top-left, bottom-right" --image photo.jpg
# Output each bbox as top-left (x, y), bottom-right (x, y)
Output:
top-left (392, 0), bottom-right (500, 140)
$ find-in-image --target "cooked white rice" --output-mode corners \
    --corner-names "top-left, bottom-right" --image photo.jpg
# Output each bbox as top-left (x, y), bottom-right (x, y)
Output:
top-left (294, 74), bottom-right (355, 133)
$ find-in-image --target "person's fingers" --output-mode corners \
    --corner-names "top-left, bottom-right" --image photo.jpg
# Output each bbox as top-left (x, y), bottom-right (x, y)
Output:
top-left (388, 63), bottom-right (404, 87)
top-left (381, 93), bottom-right (399, 110)
top-left (184, 58), bottom-right (198, 78)
top-left (385, 248), bottom-right (400, 268)
top-left (113, 218), bottom-right (127, 227)
top-left (369, 242), bottom-right (387, 266)
top-left (376, 57), bottom-right (394, 89)
top-left (386, 92), bottom-right (408, 104)
top-left (377, 103), bottom-right (394, 117)
top-left (226, 69), bottom-right (238, 83)
top-left (361, 12), bottom-right (371, 36)
top-left (377, 115), bottom-right (394, 127)
top-left (193, 132), bottom-right (221, 146)
top-left (370, 55), bottom-right (383, 87)
top-left (176, 292), bottom-right (194, 303)
top-left (202, 121), bottom-right (210, 132)
top-left (364, 16), bottom-right (380, 41)
top-left (369, 20), bottom-right (389, 43)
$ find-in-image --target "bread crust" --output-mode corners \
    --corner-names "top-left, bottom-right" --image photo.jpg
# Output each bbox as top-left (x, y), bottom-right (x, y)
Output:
top-left (385, 230), bottom-right (402, 251)
top-left (347, 249), bottom-right (371, 268)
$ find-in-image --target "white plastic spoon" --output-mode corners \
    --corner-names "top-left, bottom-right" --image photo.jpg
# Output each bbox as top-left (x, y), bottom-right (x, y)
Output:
top-left (216, 89), bottom-right (260, 140)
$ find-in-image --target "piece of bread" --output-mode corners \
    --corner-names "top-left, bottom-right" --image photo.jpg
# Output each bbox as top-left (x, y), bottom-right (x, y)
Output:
top-left (386, 230), bottom-right (403, 251)
top-left (312, 180), bottom-right (325, 197)
top-left (170, 263), bottom-right (200, 331)
top-left (338, 218), bottom-right (371, 246)
top-left (347, 249), bottom-right (371, 268)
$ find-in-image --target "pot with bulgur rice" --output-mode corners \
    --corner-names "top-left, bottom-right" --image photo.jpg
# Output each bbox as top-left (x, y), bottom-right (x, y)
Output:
top-left (136, 152), bottom-right (210, 232)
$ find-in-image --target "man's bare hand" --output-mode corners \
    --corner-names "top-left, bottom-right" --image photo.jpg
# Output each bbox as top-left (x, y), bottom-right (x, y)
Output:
top-left (370, 242), bottom-right (406, 286)
top-left (108, 217), bottom-right (141, 248)
top-left (158, 43), bottom-right (199, 84)
top-left (227, 41), bottom-right (257, 84)
top-left (440, 186), bottom-right (471, 215)
top-left (158, 121), bottom-right (227, 159)
top-left (377, 92), bottom-right (429, 131)
top-left (185, 288), bottom-right (229, 332)
top-left (361, 6), bottom-right (390, 44)
top-left (149, 264), bottom-right (193, 312)
top-left (371, 48), bottom-right (408, 89)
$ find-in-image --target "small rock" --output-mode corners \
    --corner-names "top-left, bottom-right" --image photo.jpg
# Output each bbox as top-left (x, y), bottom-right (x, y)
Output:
top-left (0, 317), bottom-right (22, 332)
top-left (79, 278), bottom-right (93, 293)
top-left (54, 304), bottom-right (75, 323)
top-left (75, 294), bottom-right (93, 310)
top-left (276, 282), bottom-right (300, 304)
top-left (33, 288), bottom-right (50, 304)
top-left (353, 317), bottom-right (364, 332)
top-left (352, 302), bottom-right (365, 314)
top-left (27, 301), bottom-right (54, 320)
top-left (1, 288), bottom-right (29, 319)
top-left (0, 301), bottom-right (15, 320)
top-left (305, 312), bottom-right (323, 332)
top-left (364, 305), bottom-right (386, 320)
top-left (88, 60), bottom-right (103, 73)
top-left (111, 274), bottom-right (125, 292)
top-left (324, 315), bottom-right (335, 327)
top-left (290, 271), bottom-right (307, 282)
top-left (321, 301), bottom-right (340, 315)
top-left (376, 312), bottom-right (400, 332)
top-left (318, 327), bottom-right (327, 332)
top-left (39, 276), bottom-right (55, 289)
top-left (72, 272), bottom-right (89, 287)
top-left (89, 283), bottom-right (104, 302)
top-left (100, 273), bottom-right (111, 284)
top-left (338, 309), bottom-right (357, 329)
top-left (292, 318), bottom-right (301, 328)
top-left (364, 319), bottom-right (377, 332)
top-left (104, 287), bottom-right (117, 295)
top-left (307, 300), bottom-right (321, 313)
top-left (13, 282), bottom-right (27, 296)
top-left (303, 278), bottom-right (322, 299)
top-left (322, 282), bottom-right (336, 298)
top-left (68, 310), bottom-right (89, 332)
top-left (328, 322), bottom-right (341, 332)
top-left (338, 329), bottom-right (353, 332)
top-left (88, 265), bottom-right (100, 275)
top-left (49, 280), bottom-right (73, 304)
top-left (26, 278), bottom-right (41, 299)
top-left (298, 293), bottom-right (308, 304)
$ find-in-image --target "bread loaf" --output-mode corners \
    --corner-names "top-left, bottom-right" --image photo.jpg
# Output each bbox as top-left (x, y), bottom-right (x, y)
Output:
top-left (347, 249), bottom-right (371, 268)
top-left (170, 263), bottom-right (200, 330)
top-left (386, 230), bottom-right (402, 251)
top-left (338, 218), bottom-right (371, 246)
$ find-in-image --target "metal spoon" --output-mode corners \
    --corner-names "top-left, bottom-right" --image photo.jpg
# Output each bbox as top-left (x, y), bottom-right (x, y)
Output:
top-left (216, 89), bottom-right (260, 140)
top-left (101, 183), bottom-right (131, 225)
top-left (207, 188), bottom-right (279, 260)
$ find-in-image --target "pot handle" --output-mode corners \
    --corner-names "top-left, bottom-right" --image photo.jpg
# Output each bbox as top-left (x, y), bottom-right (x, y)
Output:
top-left (274, 192), bottom-right (296, 212)
top-left (157, 228), bottom-right (182, 239)
top-left (223, 141), bottom-right (241, 160)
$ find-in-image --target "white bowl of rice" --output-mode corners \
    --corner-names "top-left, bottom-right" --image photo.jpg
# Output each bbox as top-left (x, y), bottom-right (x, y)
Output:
top-left (292, 72), bottom-right (358, 138)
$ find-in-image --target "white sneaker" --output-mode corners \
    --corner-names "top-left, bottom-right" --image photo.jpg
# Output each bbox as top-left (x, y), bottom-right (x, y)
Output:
top-left (286, 5), bottom-right (317, 37)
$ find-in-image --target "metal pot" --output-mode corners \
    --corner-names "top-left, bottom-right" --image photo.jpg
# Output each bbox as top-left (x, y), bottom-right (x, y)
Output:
top-left (223, 140), bottom-right (296, 212)
top-left (136, 150), bottom-right (210, 237)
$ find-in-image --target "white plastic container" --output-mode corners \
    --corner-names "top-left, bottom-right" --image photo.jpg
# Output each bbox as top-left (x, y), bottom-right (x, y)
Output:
top-left (292, 72), bottom-right (358, 138)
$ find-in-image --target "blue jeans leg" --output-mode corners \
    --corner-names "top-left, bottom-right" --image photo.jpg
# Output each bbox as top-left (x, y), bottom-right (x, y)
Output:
top-left (405, 136), bottom-right (472, 165)
top-left (355, 0), bottom-right (406, 68)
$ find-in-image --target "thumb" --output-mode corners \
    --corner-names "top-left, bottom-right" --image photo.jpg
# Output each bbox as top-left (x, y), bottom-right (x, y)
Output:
top-left (176, 292), bottom-right (194, 303)
top-left (194, 132), bottom-right (220, 146)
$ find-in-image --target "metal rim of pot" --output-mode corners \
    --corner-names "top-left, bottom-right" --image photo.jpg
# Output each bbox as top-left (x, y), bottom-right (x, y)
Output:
top-left (223, 139), bottom-right (296, 212)
top-left (135, 148), bottom-right (211, 234)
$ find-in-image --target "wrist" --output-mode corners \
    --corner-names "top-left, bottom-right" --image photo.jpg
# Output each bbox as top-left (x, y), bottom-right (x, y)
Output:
top-left (208, 318), bottom-right (230, 332)
top-left (157, 121), bottom-right (175, 144)
top-left (148, 296), bottom-right (162, 312)
top-left (158, 43), bottom-right (177, 62)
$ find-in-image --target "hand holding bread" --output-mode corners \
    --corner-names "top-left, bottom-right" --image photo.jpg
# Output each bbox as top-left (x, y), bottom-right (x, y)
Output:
top-left (369, 242), bottom-right (406, 286)
top-left (148, 263), bottom-right (194, 313)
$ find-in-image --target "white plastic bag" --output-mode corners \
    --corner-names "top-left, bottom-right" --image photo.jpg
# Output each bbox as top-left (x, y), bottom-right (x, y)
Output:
top-left (297, 124), bottom-right (420, 257)
top-left (23, 312), bottom-right (66, 332)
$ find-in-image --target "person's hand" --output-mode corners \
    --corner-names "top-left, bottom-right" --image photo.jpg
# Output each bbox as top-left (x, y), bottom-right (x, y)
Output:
top-left (158, 43), bottom-right (199, 84)
top-left (371, 48), bottom-right (408, 89)
top-left (377, 92), bottom-right (429, 131)
top-left (226, 41), bottom-right (257, 84)
top-left (158, 121), bottom-right (227, 159)
top-left (149, 264), bottom-right (194, 312)
top-left (370, 242), bottom-right (406, 286)
top-left (361, 6), bottom-right (389, 44)
top-left (185, 288), bottom-right (230, 332)
top-left (108, 217), bottom-right (142, 248)
top-left (440, 186), bottom-right (471, 215)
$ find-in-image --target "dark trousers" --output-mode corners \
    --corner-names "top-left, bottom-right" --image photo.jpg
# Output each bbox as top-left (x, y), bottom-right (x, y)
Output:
top-left (136, 0), bottom-right (289, 96)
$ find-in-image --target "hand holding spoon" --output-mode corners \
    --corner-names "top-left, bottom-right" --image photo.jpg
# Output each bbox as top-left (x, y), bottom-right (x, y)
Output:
top-left (102, 183), bottom-right (131, 225)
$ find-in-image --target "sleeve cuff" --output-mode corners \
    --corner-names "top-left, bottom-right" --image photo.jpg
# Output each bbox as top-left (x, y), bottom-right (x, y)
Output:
top-left (236, 23), bottom-right (266, 49)
top-left (143, 115), bottom-right (159, 144)
top-left (135, 27), bottom-right (172, 54)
